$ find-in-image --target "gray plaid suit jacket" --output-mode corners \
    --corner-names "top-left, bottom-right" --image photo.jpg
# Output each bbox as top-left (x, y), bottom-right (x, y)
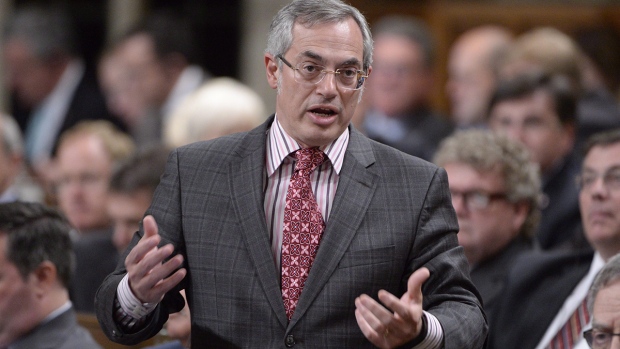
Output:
top-left (96, 116), bottom-right (487, 348)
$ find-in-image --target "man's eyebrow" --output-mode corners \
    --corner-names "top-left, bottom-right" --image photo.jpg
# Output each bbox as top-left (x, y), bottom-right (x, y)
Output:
top-left (298, 51), bottom-right (362, 67)
top-left (341, 58), bottom-right (362, 68)
top-left (299, 51), bottom-right (324, 62)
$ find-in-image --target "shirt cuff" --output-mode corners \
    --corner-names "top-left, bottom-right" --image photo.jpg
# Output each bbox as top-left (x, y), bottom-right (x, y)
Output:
top-left (411, 311), bottom-right (444, 349)
top-left (117, 274), bottom-right (158, 319)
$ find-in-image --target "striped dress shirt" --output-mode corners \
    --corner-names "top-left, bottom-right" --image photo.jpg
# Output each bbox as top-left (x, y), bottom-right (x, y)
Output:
top-left (115, 116), bottom-right (443, 348)
top-left (264, 116), bottom-right (348, 270)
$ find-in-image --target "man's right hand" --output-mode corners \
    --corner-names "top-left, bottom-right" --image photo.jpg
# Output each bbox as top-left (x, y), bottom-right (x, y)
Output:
top-left (125, 215), bottom-right (187, 304)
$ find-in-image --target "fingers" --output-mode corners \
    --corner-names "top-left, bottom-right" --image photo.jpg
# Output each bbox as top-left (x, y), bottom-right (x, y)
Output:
top-left (128, 248), bottom-right (186, 303)
top-left (355, 267), bottom-right (431, 348)
top-left (126, 216), bottom-right (161, 267)
top-left (356, 294), bottom-right (393, 329)
top-left (355, 295), bottom-right (390, 348)
top-left (146, 263), bottom-right (187, 302)
top-left (405, 267), bottom-right (430, 304)
top-left (124, 215), bottom-right (185, 303)
top-left (143, 215), bottom-right (158, 238)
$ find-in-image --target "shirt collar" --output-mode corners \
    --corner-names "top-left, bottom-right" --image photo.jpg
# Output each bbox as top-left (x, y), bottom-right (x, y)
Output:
top-left (266, 114), bottom-right (349, 176)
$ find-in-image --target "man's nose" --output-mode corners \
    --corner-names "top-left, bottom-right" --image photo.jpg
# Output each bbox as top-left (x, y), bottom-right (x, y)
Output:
top-left (316, 72), bottom-right (338, 97)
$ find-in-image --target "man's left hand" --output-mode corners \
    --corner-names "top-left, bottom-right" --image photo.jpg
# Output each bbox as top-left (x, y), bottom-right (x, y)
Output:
top-left (355, 267), bottom-right (430, 349)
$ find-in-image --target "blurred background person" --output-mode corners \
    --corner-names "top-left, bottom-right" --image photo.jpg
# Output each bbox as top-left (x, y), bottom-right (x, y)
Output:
top-left (53, 120), bottom-right (135, 313)
top-left (110, 12), bottom-right (209, 148)
top-left (434, 129), bottom-right (541, 328)
top-left (446, 25), bottom-right (513, 129)
top-left (2, 5), bottom-right (126, 176)
top-left (107, 144), bottom-right (169, 254)
top-left (488, 72), bottom-right (584, 251)
top-left (54, 120), bottom-right (135, 236)
top-left (579, 253), bottom-right (620, 349)
top-left (361, 15), bottom-right (453, 161)
top-left (164, 77), bottom-right (265, 148)
top-left (97, 45), bottom-right (148, 135)
top-left (491, 129), bottom-right (620, 349)
top-left (497, 27), bottom-right (620, 150)
top-left (0, 201), bottom-right (102, 349)
top-left (0, 113), bottom-right (43, 203)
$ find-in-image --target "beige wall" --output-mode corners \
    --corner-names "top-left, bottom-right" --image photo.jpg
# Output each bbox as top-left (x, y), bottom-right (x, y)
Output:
top-left (239, 0), bottom-right (290, 116)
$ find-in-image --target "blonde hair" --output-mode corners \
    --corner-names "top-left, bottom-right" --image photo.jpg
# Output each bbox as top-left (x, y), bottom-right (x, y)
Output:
top-left (500, 27), bottom-right (583, 90)
top-left (165, 77), bottom-right (265, 148)
top-left (57, 120), bottom-right (135, 165)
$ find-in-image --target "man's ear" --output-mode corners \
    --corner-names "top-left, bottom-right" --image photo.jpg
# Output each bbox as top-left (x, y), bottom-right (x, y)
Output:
top-left (30, 261), bottom-right (57, 297)
top-left (265, 53), bottom-right (279, 90)
top-left (510, 201), bottom-right (530, 237)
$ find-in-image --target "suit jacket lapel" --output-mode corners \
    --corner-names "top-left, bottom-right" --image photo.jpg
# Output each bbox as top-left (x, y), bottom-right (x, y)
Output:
top-left (229, 118), bottom-right (289, 328)
top-left (290, 127), bottom-right (378, 325)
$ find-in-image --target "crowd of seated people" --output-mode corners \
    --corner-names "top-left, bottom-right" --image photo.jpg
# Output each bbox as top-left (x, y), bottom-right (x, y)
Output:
top-left (1, 2), bottom-right (620, 348)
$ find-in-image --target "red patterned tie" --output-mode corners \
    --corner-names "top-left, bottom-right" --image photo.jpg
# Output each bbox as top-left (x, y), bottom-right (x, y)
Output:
top-left (548, 297), bottom-right (590, 349)
top-left (281, 147), bottom-right (326, 320)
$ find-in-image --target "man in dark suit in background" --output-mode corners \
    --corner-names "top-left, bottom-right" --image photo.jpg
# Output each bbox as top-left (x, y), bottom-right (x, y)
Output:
top-left (361, 15), bottom-right (453, 162)
top-left (490, 129), bottom-right (620, 349)
top-left (96, 1), bottom-right (487, 348)
top-left (434, 129), bottom-right (541, 328)
top-left (108, 13), bottom-right (209, 148)
top-left (2, 5), bottom-right (126, 177)
top-left (53, 121), bottom-right (135, 313)
top-left (488, 72), bottom-right (584, 251)
top-left (0, 201), bottom-right (101, 349)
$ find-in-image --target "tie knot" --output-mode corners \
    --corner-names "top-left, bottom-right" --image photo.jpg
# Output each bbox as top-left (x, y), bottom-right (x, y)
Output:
top-left (294, 147), bottom-right (325, 173)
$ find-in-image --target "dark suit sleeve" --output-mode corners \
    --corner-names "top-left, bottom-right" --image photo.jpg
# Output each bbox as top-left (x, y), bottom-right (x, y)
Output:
top-left (95, 149), bottom-right (186, 345)
top-left (411, 167), bottom-right (488, 349)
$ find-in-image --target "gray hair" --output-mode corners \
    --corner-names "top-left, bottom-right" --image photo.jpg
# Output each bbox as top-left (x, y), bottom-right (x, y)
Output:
top-left (434, 129), bottom-right (542, 238)
top-left (372, 15), bottom-right (435, 68)
top-left (587, 253), bottom-right (620, 314)
top-left (266, 0), bottom-right (373, 71)
top-left (3, 5), bottom-right (77, 59)
top-left (0, 114), bottom-right (24, 157)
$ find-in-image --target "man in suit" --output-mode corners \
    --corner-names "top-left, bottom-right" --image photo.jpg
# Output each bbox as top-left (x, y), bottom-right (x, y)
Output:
top-left (54, 121), bottom-right (135, 313)
top-left (109, 13), bottom-right (209, 148)
top-left (2, 5), bottom-right (127, 179)
top-left (0, 201), bottom-right (101, 349)
top-left (434, 130), bottom-right (541, 327)
top-left (446, 25), bottom-right (513, 129)
top-left (361, 15), bottom-right (453, 161)
top-left (490, 129), bottom-right (620, 349)
top-left (95, 1), bottom-right (487, 348)
top-left (488, 72), bottom-right (584, 251)
top-left (497, 27), bottom-right (620, 152)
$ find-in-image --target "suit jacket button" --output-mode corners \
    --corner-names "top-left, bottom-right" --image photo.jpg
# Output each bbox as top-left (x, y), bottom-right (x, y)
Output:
top-left (285, 334), bottom-right (295, 347)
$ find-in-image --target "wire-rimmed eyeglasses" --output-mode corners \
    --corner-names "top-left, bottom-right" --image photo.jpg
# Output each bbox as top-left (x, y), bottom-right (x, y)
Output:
top-left (576, 167), bottom-right (620, 192)
top-left (277, 54), bottom-right (368, 90)
top-left (583, 328), bottom-right (620, 348)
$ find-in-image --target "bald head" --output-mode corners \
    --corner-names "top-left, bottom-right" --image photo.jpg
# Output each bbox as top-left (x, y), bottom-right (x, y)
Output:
top-left (447, 26), bottom-right (513, 127)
